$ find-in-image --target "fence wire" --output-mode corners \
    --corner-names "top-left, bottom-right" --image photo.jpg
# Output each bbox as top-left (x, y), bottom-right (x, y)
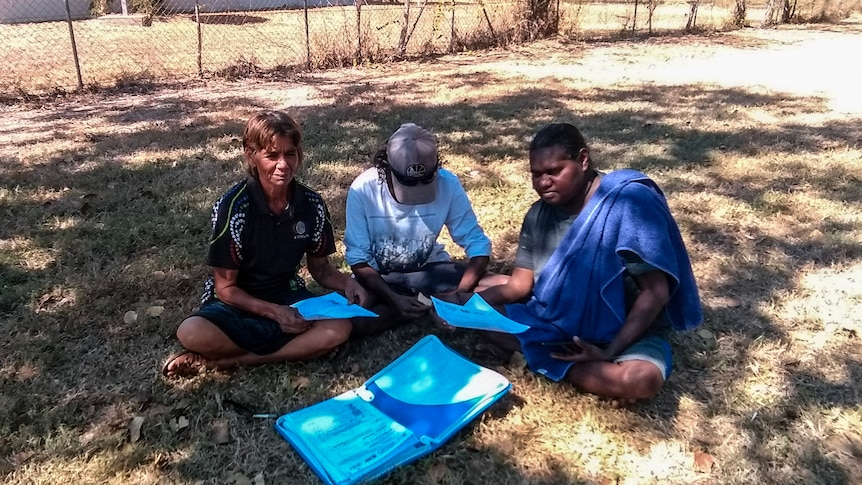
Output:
top-left (0, 0), bottom-right (855, 95)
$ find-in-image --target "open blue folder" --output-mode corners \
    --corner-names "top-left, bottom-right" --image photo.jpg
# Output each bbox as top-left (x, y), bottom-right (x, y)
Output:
top-left (275, 335), bottom-right (511, 485)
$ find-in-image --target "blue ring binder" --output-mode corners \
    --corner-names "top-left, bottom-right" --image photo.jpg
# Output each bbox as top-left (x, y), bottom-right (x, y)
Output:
top-left (275, 335), bottom-right (512, 485)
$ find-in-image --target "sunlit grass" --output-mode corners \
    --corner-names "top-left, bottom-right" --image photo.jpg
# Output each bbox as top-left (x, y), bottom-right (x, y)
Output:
top-left (1, 20), bottom-right (862, 485)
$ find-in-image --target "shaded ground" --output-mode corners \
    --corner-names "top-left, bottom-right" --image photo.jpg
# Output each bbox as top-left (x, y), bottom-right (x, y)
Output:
top-left (1, 15), bottom-right (861, 485)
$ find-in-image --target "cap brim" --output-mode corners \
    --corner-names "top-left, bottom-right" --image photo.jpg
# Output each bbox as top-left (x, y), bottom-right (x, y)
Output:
top-left (392, 178), bottom-right (437, 205)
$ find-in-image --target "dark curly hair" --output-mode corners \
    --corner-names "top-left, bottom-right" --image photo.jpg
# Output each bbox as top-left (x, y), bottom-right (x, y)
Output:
top-left (529, 122), bottom-right (594, 171)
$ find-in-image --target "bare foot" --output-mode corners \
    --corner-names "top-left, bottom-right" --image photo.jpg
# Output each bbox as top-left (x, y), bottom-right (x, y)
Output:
top-left (609, 397), bottom-right (638, 409)
top-left (326, 340), bottom-right (351, 362)
top-left (162, 351), bottom-right (208, 378)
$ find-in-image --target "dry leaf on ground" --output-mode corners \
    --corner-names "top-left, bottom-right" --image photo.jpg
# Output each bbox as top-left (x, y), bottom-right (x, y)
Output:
top-left (292, 376), bottom-right (310, 390)
top-left (146, 305), bottom-right (165, 317)
top-left (169, 415), bottom-right (189, 433)
top-left (16, 364), bottom-right (37, 381)
top-left (225, 472), bottom-right (252, 485)
top-left (693, 451), bottom-right (715, 473)
top-left (824, 433), bottom-right (862, 458)
top-left (212, 418), bottom-right (231, 445)
top-left (146, 404), bottom-right (169, 417)
top-left (128, 416), bottom-right (145, 443)
top-left (252, 472), bottom-right (265, 485)
top-left (427, 462), bottom-right (450, 483)
top-left (10, 451), bottom-right (35, 467)
top-left (508, 352), bottom-right (527, 376)
top-left (123, 310), bottom-right (138, 324)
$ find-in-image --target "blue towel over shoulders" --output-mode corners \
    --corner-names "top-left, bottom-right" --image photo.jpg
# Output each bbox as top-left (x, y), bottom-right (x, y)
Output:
top-left (506, 169), bottom-right (703, 381)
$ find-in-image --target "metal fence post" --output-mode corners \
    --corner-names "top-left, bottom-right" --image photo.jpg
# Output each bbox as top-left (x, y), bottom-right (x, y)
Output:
top-left (64, 0), bottom-right (84, 91)
top-left (355, 0), bottom-right (362, 63)
top-left (195, 0), bottom-right (203, 77)
top-left (304, 0), bottom-right (311, 69)
top-left (449, 0), bottom-right (456, 52)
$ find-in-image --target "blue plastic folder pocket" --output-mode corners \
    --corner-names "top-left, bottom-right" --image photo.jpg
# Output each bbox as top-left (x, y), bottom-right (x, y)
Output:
top-left (274, 335), bottom-right (511, 485)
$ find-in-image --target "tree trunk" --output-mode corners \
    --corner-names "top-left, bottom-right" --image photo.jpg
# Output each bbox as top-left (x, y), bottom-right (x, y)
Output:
top-left (396, 0), bottom-right (411, 57)
top-left (761, 0), bottom-right (778, 26)
top-left (781, 0), bottom-right (796, 22)
top-left (449, 0), bottom-right (456, 51)
top-left (647, 0), bottom-right (658, 34)
top-left (355, 0), bottom-right (362, 61)
top-left (731, 0), bottom-right (746, 27)
top-left (685, 0), bottom-right (699, 31)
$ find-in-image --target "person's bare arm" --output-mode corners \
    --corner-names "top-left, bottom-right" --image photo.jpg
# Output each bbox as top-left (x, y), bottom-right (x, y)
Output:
top-left (456, 256), bottom-right (489, 292)
top-left (212, 267), bottom-right (309, 334)
top-left (351, 262), bottom-right (429, 318)
top-left (306, 255), bottom-right (369, 306)
top-left (477, 266), bottom-right (535, 306)
top-left (431, 266), bottom-right (533, 330)
top-left (552, 270), bottom-right (670, 362)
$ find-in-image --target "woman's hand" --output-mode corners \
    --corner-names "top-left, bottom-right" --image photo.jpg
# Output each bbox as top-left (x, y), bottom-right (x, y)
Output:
top-left (434, 290), bottom-right (471, 305)
top-left (342, 278), bottom-right (369, 307)
top-left (392, 294), bottom-right (431, 319)
top-left (429, 291), bottom-right (467, 331)
top-left (272, 305), bottom-right (311, 334)
top-left (430, 308), bottom-right (456, 331)
top-left (549, 337), bottom-right (610, 362)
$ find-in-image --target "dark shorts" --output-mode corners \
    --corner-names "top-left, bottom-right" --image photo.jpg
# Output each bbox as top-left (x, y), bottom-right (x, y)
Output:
top-left (526, 332), bottom-right (673, 383)
top-left (192, 288), bottom-right (314, 355)
top-left (380, 262), bottom-right (466, 295)
top-left (614, 334), bottom-right (673, 380)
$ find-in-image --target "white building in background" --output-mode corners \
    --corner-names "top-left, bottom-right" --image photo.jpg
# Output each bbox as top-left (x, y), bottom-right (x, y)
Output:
top-left (163, 0), bottom-right (353, 13)
top-left (0, 0), bottom-right (350, 24)
top-left (0, 0), bottom-right (91, 24)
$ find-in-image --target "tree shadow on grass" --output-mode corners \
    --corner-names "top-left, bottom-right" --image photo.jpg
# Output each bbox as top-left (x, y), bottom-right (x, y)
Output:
top-left (1, 73), bottom-right (861, 482)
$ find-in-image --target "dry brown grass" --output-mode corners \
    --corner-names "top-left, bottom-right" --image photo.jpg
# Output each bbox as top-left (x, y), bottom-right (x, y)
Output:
top-left (7, 0), bottom-right (858, 96)
top-left (1, 15), bottom-right (862, 485)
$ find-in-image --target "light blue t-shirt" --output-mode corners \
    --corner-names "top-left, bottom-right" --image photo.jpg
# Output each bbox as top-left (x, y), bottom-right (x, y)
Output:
top-left (345, 167), bottom-right (492, 273)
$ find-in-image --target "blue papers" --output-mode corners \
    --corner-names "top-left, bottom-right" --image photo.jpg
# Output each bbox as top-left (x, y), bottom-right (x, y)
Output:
top-left (275, 335), bottom-right (511, 485)
top-left (278, 392), bottom-right (416, 484)
top-left (431, 294), bottom-right (529, 334)
top-left (290, 292), bottom-right (378, 320)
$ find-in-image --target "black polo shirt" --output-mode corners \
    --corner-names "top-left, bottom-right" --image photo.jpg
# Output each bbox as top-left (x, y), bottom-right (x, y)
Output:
top-left (200, 177), bottom-right (336, 304)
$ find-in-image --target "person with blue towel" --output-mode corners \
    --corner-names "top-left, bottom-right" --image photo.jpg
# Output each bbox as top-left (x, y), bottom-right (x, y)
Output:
top-left (449, 122), bottom-right (703, 407)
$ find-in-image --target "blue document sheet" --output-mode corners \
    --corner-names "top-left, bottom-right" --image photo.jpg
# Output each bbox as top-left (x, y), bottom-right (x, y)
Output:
top-left (290, 292), bottom-right (378, 320)
top-left (431, 294), bottom-right (529, 334)
top-left (275, 335), bottom-right (511, 485)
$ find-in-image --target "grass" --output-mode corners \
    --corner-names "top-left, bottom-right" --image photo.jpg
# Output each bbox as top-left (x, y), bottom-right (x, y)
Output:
top-left (2, 15), bottom-right (862, 484)
top-left (4, 0), bottom-right (858, 96)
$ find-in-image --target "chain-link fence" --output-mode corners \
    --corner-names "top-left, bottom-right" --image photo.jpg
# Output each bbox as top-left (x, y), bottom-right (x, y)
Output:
top-left (0, 0), bottom-right (857, 96)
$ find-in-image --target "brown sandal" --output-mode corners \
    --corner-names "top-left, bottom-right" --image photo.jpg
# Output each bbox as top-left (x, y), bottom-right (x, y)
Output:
top-left (161, 351), bottom-right (208, 378)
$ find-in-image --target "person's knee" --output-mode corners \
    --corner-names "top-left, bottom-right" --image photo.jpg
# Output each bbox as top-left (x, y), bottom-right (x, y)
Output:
top-left (477, 272), bottom-right (509, 290)
top-left (620, 362), bottom-right (664, 399)
top-left (176, 317), bottom-right (214, 353)
top-left (316, 319), bottom-right (352, 348)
